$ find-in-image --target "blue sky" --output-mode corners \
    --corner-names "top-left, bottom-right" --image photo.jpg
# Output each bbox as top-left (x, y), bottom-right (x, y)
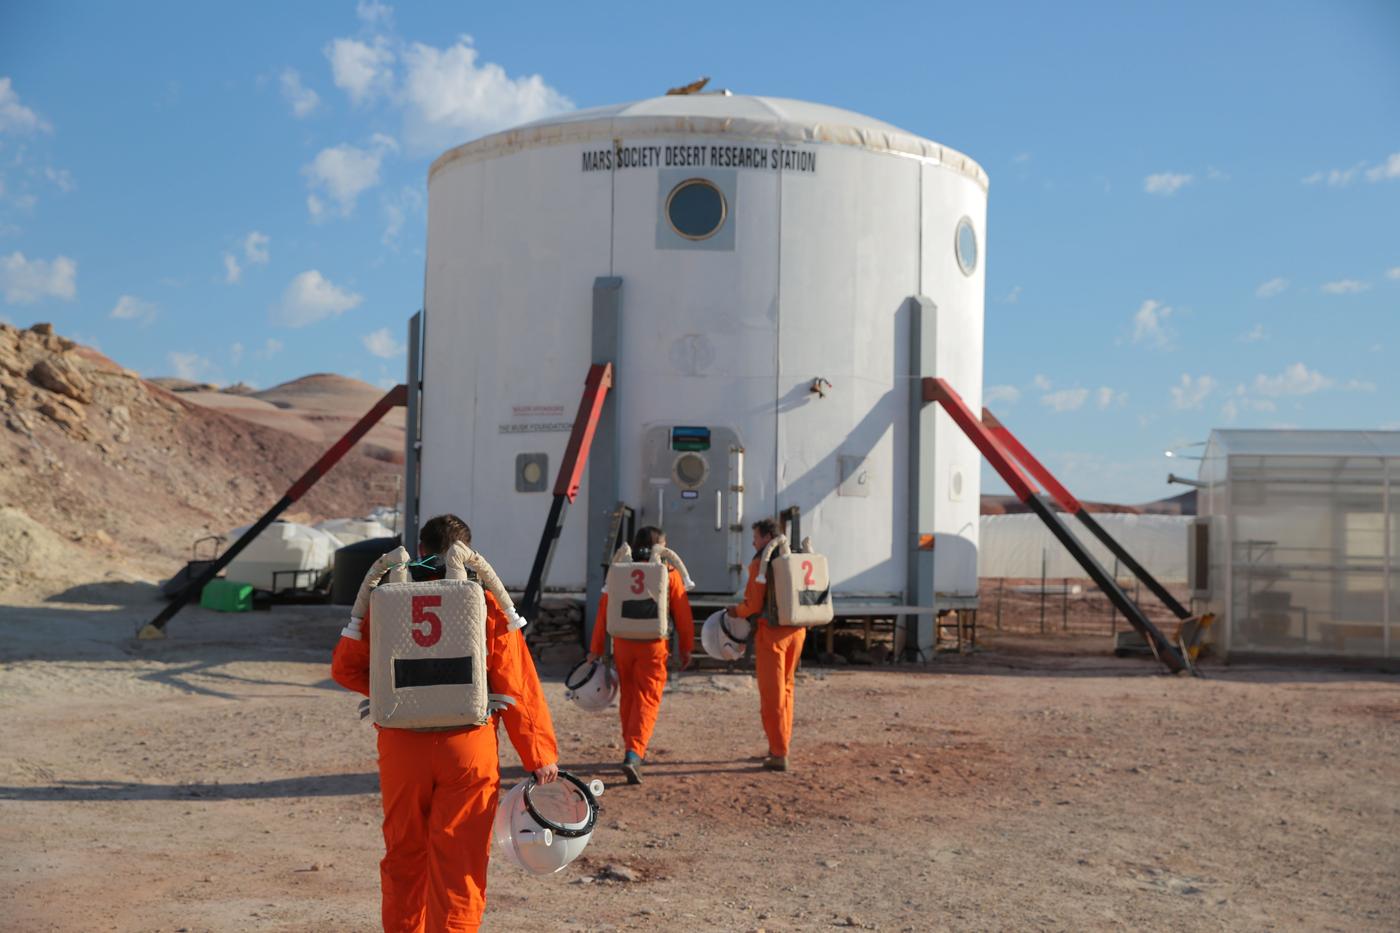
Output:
top-left (1, 1), bottom-right (1396, 504)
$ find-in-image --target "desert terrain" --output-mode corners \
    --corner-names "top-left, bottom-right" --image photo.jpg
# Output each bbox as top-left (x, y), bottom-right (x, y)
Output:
top-left (1, 588), bottom-right (1396, 932)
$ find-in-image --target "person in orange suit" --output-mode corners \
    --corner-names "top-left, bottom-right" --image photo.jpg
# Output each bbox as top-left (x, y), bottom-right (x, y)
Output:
top-left (588, 526), bottom-right (693, 784)
top-left (728, 517), bottom-right (802, 772)
top-left (331, 514), bottom-right (559, 933)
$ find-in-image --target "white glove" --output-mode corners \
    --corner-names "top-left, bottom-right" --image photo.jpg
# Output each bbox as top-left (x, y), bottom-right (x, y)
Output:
top-left (351, 546), bottom-right (410, 620)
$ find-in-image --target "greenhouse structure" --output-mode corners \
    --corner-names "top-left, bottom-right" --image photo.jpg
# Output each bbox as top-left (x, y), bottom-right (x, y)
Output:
top-left (1192, 430), bottom-right (1400, 661)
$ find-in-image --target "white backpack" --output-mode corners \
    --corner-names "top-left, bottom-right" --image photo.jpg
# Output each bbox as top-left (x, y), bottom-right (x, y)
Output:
top-left (370, 578), bottom-right (490, 728)
top-left (764, 536), bottom-right (834, 628)
top-left (364, 542), bottom-right (520, 729)
top-left (605, 546), bottom-right (671, 641)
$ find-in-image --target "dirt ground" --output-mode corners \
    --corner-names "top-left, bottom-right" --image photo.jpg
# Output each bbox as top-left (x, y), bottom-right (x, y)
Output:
top-left (2, 585), bottom-right (1397, 932)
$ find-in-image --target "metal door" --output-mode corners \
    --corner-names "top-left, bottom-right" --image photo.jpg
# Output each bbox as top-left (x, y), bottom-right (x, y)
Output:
top-left (640, 425), bottom-right (742, 593)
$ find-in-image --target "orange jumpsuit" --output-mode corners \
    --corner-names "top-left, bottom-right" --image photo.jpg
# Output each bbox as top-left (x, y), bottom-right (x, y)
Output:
top-left (734, 554), bottom-right (805, 758)
top-left (332, 590), bottom-right (558, 933)
top-left (591, 566), bottom-right (694, 759)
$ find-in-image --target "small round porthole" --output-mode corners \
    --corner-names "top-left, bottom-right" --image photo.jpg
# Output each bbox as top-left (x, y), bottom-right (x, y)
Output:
top-left (955, 216), bottom-right (978, 276)
top-left (673, 452), bottom-right (709, 489)
top-left (666, 178), bottom-right (727, 240)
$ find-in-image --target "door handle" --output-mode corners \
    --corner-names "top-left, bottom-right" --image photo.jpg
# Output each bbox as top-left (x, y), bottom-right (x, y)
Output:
top-left (715, 491), bottom-right (723, 531)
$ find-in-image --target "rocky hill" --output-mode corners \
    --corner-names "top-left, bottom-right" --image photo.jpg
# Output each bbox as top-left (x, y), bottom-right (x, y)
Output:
top-left (0, 322), bottom-right (400, 595)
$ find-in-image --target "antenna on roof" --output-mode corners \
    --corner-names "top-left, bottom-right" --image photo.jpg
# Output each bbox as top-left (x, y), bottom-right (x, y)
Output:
top-left (666, 76), bottom-right (710, 96)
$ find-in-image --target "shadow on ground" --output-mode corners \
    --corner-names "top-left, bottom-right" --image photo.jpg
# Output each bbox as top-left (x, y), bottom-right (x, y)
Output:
top-left (0, 772), bottom-right (380, 802)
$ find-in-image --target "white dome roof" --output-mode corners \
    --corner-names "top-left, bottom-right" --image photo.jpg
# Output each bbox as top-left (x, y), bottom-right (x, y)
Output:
top-left (430, 93), bottom-right (987, 190)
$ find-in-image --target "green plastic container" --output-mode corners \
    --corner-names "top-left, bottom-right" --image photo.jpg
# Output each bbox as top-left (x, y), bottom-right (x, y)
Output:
top-left (201, 579), bottom-right (253, 613)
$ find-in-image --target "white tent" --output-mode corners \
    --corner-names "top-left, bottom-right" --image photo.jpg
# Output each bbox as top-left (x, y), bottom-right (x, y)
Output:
top-left (979, 513), bottom-right (1190, 582)
top-left (223, 521), bottom-right (339, 592)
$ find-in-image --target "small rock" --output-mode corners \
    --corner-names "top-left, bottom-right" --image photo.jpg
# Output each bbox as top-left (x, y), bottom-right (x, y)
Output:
top-left (821, 859), bottom-right (840, 869)
top-left (30, 356), bottom-right (93, 404)
top-left (603, 864), bottom-right (638, 883)
top-left (29, 322), bottom-right (54, 336)
top-left (37, 398), bottom-right (87, 434)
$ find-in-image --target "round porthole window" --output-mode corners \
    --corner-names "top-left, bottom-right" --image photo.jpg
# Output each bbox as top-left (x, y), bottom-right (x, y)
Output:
top-left (955, 216), bottom-right (978, 276)
top-left (673, 452), bottom-right (709, 489)
top-left (666, 178), bottom-right (727, 240)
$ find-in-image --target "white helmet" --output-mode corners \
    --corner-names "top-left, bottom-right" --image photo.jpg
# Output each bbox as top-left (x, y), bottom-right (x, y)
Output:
top-left (701, 609), bottom-right (751, 661)
top-left (563, 658), bottom-right (617, 712)
top-left (493, 771), bottom-right (604, 875)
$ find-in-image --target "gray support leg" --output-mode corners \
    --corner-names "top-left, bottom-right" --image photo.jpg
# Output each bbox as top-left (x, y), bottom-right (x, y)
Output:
top-left (585, 277), bottom-right (623, 649)
top-left (906, 295), bottom-right (938, 611)
top-left (403, 310), bottom-right (423, 556)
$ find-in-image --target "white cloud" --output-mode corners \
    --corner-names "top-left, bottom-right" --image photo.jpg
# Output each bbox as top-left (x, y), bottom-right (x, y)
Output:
top-left (0, 78), bottom-right (51, 135)
top-left (1002, 285), bottom-right (1022, 304)
top-left (303, 135), bottom-right (396, 217)
top-left (357, 0), bottom-right (394, 25)
top-left (1344, 379), bottom-right (1377, 392)
top-left (1321, 279), bottom-right (1369, 295)
top-left (260, 337), bottom-right (284, 359)
top-left (43, 167), bottom-right (75, 193)
top-left (279, 68), bottom-right (320, 118)
top-left (362, 327), bottom-right (405, 358)
top-left (1170, 373), bottom-right (1216, 410)
top-left (1386, 267), bottom-right (1400, 280)
top-left (985, 384), bottom-right (1020, 406)
top-left (1040, 388), bottom-right (1089, 412)
top-left (400, 36), bottom-right (572, 152)
top-left (243, 230), bottom-right (270, 264)
top-left (1131, 299), bottom-right (1174, 349)
top-left (1, 251), bottom-right (76, 304)
top-left (1364, 152), bottom-right (1400, 183)
top-left (230, 341), bottom-right (244, 365)
top-left (1144, 172), bottom-right (1193, 196)
top-left (1255, 277), bottom-right (1288, 299)
top-left (1222, 391), bottom-right (1280, 423)
top-left (1303, 164), bottom-right (1362, 186)
top-left (110, 294), bottom-right (156, 324)
top-left (223, 252), bottom-right (242, 284)
top-left (1206, 166), bottom-right (1230, 182)
top-left (274, 270), bottom-right (363, 327)
top-left (168, 351), bottom-right (214, 382)
top-left (1011, 152), bottom-right (1031, 164)
top-left (326, 37), bottom-right (396, 106)
top-left (381, 185), bottom-right (422, 246)
top-left (1239, 324), bottom-right (1266, 343)
top-left (1095, 386), bottom-right (1126, 410)
top-left (1304, 153), bottom-right (1400, 187)
top-left (1032, 373), bottom-right (1053, 391)
top-left (1252, 362), bottom-right (1332, 397)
